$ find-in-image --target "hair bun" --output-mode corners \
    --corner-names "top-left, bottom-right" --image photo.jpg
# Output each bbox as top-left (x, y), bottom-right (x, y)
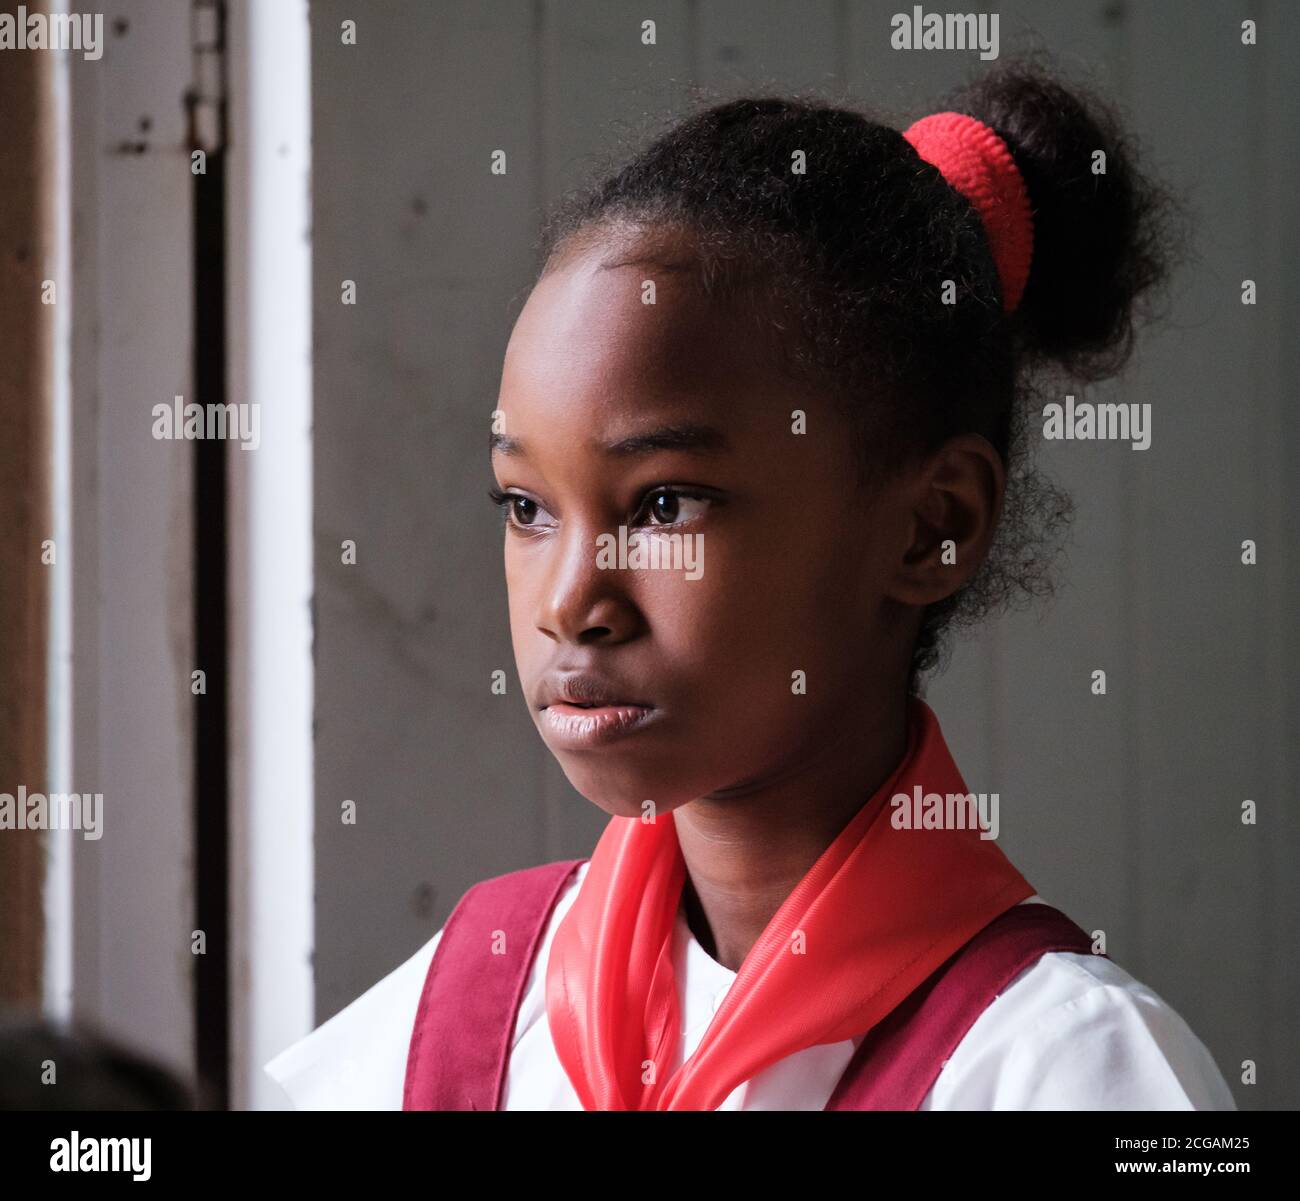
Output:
top-left (940, 55), bottom-right (1188, 384)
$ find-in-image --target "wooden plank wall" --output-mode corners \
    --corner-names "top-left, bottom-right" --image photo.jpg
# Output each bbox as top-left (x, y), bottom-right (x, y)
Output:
top-left (68, 0), bottom-right (197, 1083)
top-left (0, 0), bottom-right (53, 1009)
top-left (310, 0), bottom-right (1296, 1108)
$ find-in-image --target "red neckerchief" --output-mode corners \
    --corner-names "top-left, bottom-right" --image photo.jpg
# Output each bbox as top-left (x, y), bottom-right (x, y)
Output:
top-left (545, 697), bottom-right (1034, 1110)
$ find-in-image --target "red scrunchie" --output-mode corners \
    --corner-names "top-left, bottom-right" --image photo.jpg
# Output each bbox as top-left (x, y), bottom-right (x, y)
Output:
top-left (904, 111), bottom-right (1034, 312)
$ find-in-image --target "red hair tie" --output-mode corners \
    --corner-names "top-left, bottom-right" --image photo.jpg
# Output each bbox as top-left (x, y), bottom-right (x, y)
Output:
top-left (903, 112), bottom-right (1034, 313)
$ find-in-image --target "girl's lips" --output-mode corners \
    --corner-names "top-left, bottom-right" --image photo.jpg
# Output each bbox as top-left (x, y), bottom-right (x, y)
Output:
top-left (540, 702), bottom-right (660, 748)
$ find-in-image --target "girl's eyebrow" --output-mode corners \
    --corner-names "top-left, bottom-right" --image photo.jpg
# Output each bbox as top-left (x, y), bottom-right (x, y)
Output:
top-left (488, 430), bottom-right (526, 457)
top-left (489, 422), bottom-right (730, 459)
top-left (602, 423), bottom-right (730, 457)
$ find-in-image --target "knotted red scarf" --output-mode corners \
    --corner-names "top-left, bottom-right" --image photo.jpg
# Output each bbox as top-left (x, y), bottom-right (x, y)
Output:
top-left (544, 697), bottom-right (1035, 1110)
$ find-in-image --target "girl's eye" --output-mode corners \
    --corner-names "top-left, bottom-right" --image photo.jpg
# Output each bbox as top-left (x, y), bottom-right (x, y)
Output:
top-left (487, 485), bottom-right (714, 532)
top-left (488, 487), bottom-right (554, 531)
top-left (638, 488), bottom-right (712, 527)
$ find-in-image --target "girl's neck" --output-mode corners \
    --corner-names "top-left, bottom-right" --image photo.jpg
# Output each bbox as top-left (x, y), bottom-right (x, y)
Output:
top-left (673, 692), bottom-right (910, 972)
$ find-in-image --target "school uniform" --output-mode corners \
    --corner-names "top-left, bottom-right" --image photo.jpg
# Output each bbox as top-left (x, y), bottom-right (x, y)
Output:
top-left (265, 701), bottom-right (1237, 1111)
top-left (265, 860), bottom-right (1234, 1110)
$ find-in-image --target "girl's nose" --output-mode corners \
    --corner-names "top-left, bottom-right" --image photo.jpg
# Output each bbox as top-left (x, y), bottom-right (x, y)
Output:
top-left (535, 523), bottom-right (640, 646)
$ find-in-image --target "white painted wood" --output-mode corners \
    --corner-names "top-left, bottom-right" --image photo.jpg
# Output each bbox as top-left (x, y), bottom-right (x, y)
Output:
top-left (1124, 0), bottom-right (1264, 1107)
top-left (67, 0), bottom-right (196, 1084)
top-left (1257, 0), bottom-right (1300, 1117)
top-left (43, 0), bottom-right (77, 1026)
top-left (226, 0), bottom-right (315, 1112)
top-left (300, 0), bottom-right (1294, 1109)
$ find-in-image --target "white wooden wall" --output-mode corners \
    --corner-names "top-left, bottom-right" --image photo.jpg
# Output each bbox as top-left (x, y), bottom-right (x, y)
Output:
top-left (66, 0), bottom-right (315, 1111)
top-left (68, 0), bottom-right (196, 1085)
top-left (309, 0), bottom-right (1297, 1109)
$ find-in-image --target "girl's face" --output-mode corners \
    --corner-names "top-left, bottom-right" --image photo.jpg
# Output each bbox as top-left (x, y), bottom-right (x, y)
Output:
top-left (491, 237), bottom-right (919, 819)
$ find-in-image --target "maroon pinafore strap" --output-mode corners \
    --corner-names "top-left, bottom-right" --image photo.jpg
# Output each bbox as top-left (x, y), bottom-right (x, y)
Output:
top-left (824, 902), bottom-right (1101, 1109)
top-left (403, 860), bottom-right (1100, 1111)
top-left (403, 857), bottom-right (586, 1111)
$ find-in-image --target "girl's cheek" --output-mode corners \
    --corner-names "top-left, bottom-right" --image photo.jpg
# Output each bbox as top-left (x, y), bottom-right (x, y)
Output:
top-left (643, 571), bottom-right (760, 662)
top-left (504, 572), bottom-right (538, 644)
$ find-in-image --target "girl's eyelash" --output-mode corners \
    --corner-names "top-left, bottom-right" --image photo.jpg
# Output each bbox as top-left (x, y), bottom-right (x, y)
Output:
top-left (630, 487), bottom-right (713, 524)
top-left (487, 485), bottom-right (716, 529)
top-left (487, 485), bottom-right (524, 530)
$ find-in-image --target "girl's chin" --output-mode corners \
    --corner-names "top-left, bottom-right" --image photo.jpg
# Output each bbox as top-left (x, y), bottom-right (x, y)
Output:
top-left (589, 798), bottom-right (668, 821)
top-left (560, 771), bottom-right (699, 822)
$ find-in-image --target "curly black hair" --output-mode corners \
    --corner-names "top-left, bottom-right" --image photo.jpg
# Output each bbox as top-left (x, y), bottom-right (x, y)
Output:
top-left (529, 51), bottom-right (1189, 697)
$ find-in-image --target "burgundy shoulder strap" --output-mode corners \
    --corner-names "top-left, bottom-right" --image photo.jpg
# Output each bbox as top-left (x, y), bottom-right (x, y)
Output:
top-left (403, 857), bottom-right (586, 1111)
top-left (825, 902), bottom-right (1102, 1110)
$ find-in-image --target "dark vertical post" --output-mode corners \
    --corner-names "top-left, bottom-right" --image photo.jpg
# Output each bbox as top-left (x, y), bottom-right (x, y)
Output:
top-left (189, 0), bottom-right (230, 1110)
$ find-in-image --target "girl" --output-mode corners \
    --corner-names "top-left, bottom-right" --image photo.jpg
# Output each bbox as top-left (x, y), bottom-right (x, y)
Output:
top-left (267, 59), bottom-right (1235, 1111)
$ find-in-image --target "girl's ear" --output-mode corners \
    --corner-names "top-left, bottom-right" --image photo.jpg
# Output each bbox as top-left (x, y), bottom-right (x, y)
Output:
top-left (885, 433), bottom-right (1006, 607)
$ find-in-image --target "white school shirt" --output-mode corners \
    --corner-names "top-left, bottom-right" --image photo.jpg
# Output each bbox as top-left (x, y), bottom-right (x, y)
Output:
top-left (264, 861), bottom-right (1237, 1111)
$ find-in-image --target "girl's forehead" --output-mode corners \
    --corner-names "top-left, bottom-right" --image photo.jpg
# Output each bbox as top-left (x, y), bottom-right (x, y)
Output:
top-left (492, 252), bottom-right (856, 479)
top-left (501, 253), bottom-right (783, 423)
